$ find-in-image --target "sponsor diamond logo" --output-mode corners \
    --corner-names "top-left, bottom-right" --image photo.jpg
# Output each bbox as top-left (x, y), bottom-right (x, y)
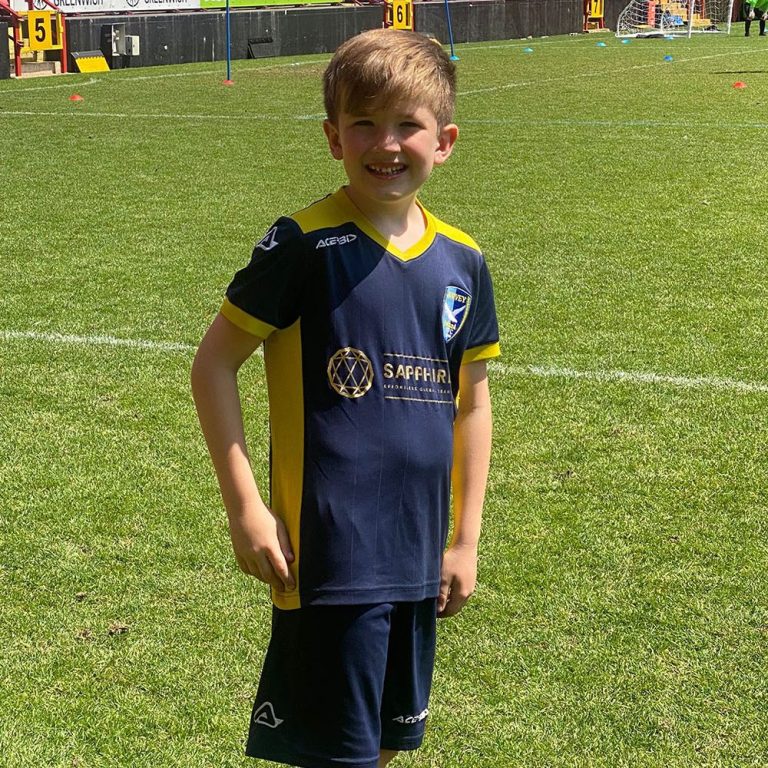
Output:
top-left (327, 347), bottom-right (374, 398)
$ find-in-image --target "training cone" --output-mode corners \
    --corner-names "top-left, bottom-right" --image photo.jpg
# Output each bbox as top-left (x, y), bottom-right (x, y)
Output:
top-left (523, 47), bottom-right (534, 53)
top-left (664, 55), bottom-right (673, 61)
top-left (596, 41), bottom-right (607, 47)
top-left (733, 81), bottom-right (747, 89)
top-left (621, 38), bottom-right (631, 44)
top-left (69, 94), bottom-right (84, 102)
top-left (222, 79), bottom-right (234, 86)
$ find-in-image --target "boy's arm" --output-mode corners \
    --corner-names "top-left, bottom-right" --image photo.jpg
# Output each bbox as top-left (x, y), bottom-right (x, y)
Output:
top-left (191, 312), bottom-right (295, 593)
top-left (438, 359), bottom-right (492, 618)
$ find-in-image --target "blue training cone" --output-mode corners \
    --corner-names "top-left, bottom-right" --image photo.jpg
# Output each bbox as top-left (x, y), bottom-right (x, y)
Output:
top-left (523, 47), bottom-right (534, 53)
top-left (664, 54), bottom-right (673, 61)
top-left (596, 41), bottom-right (607, 47)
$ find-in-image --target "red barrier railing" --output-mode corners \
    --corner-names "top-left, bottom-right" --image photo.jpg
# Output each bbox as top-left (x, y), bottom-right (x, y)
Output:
top-left (0, 0), bottom-right (67, 77)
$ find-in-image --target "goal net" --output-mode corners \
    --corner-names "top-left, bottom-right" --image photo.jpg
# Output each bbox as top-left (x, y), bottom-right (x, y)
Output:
top-left (616, 0), bottom-right (735, 36)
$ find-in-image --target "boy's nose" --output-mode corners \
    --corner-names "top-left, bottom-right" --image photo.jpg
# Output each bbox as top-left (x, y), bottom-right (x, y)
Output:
top-left (374, 129), bottom-right (401, 151)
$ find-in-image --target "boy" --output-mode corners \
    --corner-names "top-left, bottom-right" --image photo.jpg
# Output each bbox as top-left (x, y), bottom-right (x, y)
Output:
top-left (191, 28), bottom-right (499, 768)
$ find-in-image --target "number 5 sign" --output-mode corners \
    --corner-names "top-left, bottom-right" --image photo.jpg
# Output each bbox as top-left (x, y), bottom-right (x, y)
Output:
top-left (27, 11), bottom-right (63, 51)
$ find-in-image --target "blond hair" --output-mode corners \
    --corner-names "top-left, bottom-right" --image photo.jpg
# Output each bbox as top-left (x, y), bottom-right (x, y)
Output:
top-left (323, 29), bottom-right (457, 128)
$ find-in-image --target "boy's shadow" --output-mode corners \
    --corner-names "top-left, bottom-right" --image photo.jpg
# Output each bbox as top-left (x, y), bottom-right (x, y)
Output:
top-left (714, 69), bottom-right (768, 74)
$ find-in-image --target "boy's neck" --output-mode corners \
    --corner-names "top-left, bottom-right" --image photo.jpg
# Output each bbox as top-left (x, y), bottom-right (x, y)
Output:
top-left (342, 187), bottom-right (427, 252)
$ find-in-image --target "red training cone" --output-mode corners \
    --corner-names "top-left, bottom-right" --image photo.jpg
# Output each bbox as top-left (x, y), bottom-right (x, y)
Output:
top-left (733, 81), bottom-right (747, 89)
top-left (222, 79), bottom-right (234, 86)
top-left (69, 94), bottom-right (84, 102)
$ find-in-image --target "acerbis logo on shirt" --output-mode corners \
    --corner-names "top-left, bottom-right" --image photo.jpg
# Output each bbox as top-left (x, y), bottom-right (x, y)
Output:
top-left (316, 233), bottom-right (357, 249)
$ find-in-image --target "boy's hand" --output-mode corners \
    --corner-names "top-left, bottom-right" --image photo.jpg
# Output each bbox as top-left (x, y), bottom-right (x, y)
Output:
top-left (228, 504), bottom-right (296, 593)
top-left (437, 543), bottom-right (478, 618)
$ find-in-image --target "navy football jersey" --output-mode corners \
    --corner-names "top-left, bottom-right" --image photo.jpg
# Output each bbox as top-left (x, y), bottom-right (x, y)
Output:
top-left (223, 189), bottom-right (500, 609)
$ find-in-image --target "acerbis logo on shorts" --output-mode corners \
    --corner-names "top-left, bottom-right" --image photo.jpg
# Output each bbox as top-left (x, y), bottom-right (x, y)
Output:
top-left (392, 708), bottom-right (429, 724)
top-left (253, 702), bottom-right (284, 728)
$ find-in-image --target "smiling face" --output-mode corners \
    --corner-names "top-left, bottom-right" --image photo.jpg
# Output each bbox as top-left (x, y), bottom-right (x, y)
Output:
top-left (323, 103), bottom-right (458, 222)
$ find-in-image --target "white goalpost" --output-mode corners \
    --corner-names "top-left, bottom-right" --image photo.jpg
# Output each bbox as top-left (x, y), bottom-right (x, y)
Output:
top-left (617, 0), bottom-right (736, 37)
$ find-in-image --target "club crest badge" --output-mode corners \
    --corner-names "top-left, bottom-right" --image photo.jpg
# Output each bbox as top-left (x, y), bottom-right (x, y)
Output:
top-left (442, 286), bottom-right (471, 342)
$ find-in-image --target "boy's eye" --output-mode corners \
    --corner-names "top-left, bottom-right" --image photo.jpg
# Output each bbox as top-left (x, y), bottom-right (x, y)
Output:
top-left (352, 119), bottom-right (374, 127)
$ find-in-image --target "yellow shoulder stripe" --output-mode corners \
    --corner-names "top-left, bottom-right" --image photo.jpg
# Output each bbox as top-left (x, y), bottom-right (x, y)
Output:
top-left (221, 298), bottom-right (277, 339)
top-left (432, 219), bottom-right (481, 252)
top-left (289, 189), bottom-right (481, 259)
top-left (292, 193), bottom-right (352, 234)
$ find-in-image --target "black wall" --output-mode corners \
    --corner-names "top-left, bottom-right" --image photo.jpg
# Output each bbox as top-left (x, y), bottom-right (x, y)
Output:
top-left (417, 0), bottom-right (581, 41)
top-left (1, 22), bottom-right (10, 79)
top-left (64, 0), bottom-right (584, 71)
top-left (603, 0), bottom-right (625, 30)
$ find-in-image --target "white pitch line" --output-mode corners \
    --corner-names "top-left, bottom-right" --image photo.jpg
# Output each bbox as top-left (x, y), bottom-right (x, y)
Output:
top-left (0, 77), bottom-right (100, 95)
top-left (2, 328), bottom-right (767, 395)
top-left (4, 48), bottom-right (757, 121)
top-left (461, 116), bottom-right (768, 131)
top-left (109, 58), bottom-right (327, 83)
top-left (492, 362), bottom-right (768, 395)
top-left (0, 110), bottom-right (308, 121)
top-left (0, 329), bottom-right (195, 354)
top-left (459, 46), bottom-right (765, 96)
top-left (5, 111), bottom-right (765, 131)
top-left (0, 58), bottom-right (327, 96)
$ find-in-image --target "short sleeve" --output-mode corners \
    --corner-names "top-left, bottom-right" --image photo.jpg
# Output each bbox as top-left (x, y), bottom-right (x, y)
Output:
top-left (221, 217), bottom-right (306, 339)
top-left (462, 257), bottom-right (500, 364)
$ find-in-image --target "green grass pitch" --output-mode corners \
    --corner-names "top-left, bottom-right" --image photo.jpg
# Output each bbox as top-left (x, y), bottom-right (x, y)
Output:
top-left (2, 30), bottom-right (768, 767)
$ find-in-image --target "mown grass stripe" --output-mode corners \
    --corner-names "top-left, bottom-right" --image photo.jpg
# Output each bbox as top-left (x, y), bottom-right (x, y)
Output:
top-left (459, 46), bottom-right (763, 96)
top-left (494, 362), bottom-right (768, 394)
top-left (3, 329), bottom-right (767, 394)
top-left (0, 329), bottom-right (195, 354)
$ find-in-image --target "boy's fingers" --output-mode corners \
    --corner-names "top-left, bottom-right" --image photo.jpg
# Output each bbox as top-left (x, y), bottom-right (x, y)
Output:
top-left (442, 593), bottom-right (470, 618)
top-left (438, 573), bottom-right (475, 618)
top-left (267, 548), bottom-right (296, 592)
top-left (275, 519), bottom-right (295, 563)
top-left (437, 576), bottom-right (452, 615)
top-left (247, 551), bottom-right (278, 589)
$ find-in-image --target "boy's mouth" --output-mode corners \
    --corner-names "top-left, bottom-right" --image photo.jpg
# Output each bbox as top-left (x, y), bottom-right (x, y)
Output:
top-left (366, 163), bottom-right (406, 178)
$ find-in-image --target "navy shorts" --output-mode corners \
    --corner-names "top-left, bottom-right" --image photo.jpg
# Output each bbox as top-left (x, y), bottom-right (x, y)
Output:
top-left (246, 599), bottom-right (438, 768)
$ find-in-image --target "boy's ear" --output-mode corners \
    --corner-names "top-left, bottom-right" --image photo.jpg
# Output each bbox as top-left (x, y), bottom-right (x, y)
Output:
top-left (323, 119), bottom-right (344, 160)
top-left (434, 123), bottom-right (459, 166)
